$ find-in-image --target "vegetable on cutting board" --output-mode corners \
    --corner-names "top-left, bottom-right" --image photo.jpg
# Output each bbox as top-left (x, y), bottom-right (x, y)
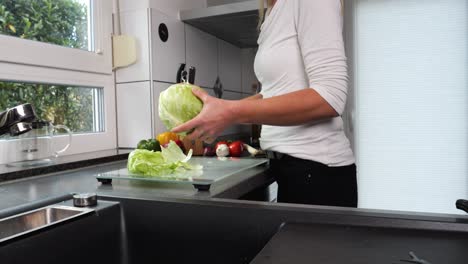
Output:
top-left (215, 143), bottom-right (230, 157)
top-left (228, 140), bottom-right (244, 157)
top-left (157, 131), bottom-right (186, 152)
top-left (243, 143), bottom-right (263, 157)
top-left (137, 138), bottom-right (161, 152)
top-left (213, 140), bottom-right (262, 157)
top-left (128, 141), bottom-right (202, 177)
top-left (157, 131), bottom-right (179, 146)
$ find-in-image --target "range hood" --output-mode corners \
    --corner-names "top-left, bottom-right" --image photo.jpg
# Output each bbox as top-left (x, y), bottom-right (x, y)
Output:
top-left (179, 0), bottom-right (260, 48)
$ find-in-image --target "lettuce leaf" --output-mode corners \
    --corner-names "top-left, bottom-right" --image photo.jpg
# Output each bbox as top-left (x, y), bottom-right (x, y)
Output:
top-left (127, 141), bottom-right (202, 177)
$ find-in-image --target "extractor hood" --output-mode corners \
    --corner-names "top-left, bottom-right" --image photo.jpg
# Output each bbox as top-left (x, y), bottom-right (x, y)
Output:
top-left (179, 0), bottom-right (260, 48)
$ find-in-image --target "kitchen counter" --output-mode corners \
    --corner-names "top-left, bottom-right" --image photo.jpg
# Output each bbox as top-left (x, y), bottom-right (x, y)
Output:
top-left (1, 151), bottom-right (468, 264)
top-left (0, 155), bottom-right (272, 212)
top-left (250, 221), bottom-right (468, 263)
top-left (0, 149), bottom-right (132, 182)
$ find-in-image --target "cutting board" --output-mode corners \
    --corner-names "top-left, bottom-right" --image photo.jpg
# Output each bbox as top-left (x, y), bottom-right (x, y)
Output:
top-left (96, 157), bottom-right (268, 191)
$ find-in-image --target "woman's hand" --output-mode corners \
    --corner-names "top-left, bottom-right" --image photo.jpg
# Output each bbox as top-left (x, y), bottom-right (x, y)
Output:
top-left (171, 88), bottom-right (236, 143)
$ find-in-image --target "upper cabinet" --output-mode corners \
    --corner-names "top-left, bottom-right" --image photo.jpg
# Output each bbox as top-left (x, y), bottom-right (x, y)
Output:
top-left (218, 39), bottom-right (242, 93)
top-left (180, 0), bottom-right (260, 48)
top-left (115, 9), bottom-right (151, 83)
top-left (151, 9), bottom-right (186, 83)
top-left (185, 25), bottom-right (218, 88)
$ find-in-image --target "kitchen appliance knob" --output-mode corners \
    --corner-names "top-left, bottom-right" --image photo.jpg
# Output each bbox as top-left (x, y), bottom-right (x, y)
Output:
top-left (73, 193), bottom-right (98, 207)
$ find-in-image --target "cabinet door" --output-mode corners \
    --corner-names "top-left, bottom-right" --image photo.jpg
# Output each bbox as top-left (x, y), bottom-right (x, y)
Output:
top-left (185, 25), bottom-right (218, 88)
top-left (241, 48), bottom-right (259, 95)
top-left (153, 81), bottom-right (173, 136)
top-left (151, 9), bottom-right (186, 83)
top-left (115, 10), bottom-right (150, 83)
top-left (218, 39), bottom-right (241, 93)
top-left (221, 91), bottom-right (243, 136)
top-left (116, 82), bottom-right (153, 148)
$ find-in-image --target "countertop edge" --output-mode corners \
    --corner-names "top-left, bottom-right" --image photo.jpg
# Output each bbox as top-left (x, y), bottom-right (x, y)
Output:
top-left (0, 149), bottom-right (131, 183)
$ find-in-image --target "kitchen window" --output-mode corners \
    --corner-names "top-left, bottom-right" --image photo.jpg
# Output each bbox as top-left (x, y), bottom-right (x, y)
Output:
top-left (0, 0), bottom-right (112, 74)
top-left (0, 0), bottom-right (93, 51)
top-left (0, 81), bottom-right (104, 133)
top-left (0, 0), bottom-right (115, 164)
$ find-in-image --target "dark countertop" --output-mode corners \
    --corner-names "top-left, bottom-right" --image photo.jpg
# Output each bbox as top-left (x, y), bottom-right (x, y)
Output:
top-left (0, 149), bottom-right (132, 182)
top-left (2, 150), bottom-right (468, 264)
top-left (0, 153), bottom-right (272, 211)
top-left (1, 148), bottom-right (467, 230)
top-left (250, 222), bottom-right (468, 264)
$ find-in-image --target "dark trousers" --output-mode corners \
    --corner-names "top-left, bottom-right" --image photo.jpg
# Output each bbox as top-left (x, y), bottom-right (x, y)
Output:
top-left (268, 155), bottom-right (358, 208)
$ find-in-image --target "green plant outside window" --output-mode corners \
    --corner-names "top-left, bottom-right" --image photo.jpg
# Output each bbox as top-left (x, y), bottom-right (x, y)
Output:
top-left (0, 0), bottom-right (90, 50)
top-left (0, 82), bottom-right (103, 134)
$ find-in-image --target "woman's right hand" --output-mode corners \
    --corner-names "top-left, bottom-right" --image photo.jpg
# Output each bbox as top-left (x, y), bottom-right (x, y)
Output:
top-left (171, 87), bottom-right (237, 143)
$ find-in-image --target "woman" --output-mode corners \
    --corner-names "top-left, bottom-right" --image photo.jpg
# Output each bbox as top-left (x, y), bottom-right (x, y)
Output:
top-left (172, 0), bottom-right (357, 208)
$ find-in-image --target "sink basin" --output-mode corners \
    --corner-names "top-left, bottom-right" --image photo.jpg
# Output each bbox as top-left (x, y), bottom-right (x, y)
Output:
top-left (0, 204), bottom-right (94, 243)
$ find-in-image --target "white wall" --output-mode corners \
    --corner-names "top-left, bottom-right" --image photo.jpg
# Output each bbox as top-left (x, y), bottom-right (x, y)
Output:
top-left (349, 0), bottom-right (468, 215)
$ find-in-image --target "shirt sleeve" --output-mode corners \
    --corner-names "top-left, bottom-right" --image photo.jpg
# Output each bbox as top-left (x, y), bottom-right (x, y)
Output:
top-left (294, 0), bottom-right (349, 115)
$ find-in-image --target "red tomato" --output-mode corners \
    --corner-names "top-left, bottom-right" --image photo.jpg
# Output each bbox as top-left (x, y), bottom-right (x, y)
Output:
top-left (228, 141), bottom-right (244, 157)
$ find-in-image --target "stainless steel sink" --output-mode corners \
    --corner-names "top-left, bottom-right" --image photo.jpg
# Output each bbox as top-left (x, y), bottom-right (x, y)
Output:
top-left (0, 204), bottom-right (94, 243)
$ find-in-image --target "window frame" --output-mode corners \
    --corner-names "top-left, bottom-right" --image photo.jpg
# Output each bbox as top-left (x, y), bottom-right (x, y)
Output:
top-left (0, 0), bottom-right (113, 75)
top-left (0, 0), bottom-right (116, 164)
top-left (0, 62), bottom-right (117, 160)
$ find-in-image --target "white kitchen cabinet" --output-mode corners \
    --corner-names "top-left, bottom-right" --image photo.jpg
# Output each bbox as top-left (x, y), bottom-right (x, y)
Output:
top-left (116, 9), bottom-right (186, 84)
top-left (115, 10), bottom-right (151, 83)
top-left (241, 48), bottom-right (258, 95)
top-left (116, 82), bottom-right (153, 148)
top-left (218, 39), bottom-right (242, 93)
top-left (185, 25), bottom-right (218, 88)
top-left (151, 9), bottom-right (186, 83)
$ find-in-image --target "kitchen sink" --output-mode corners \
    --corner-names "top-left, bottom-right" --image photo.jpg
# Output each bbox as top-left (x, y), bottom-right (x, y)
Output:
top-left (0, 200), bottom-right (122, 264)
top-left (0, 204), bottom-right (94, 243)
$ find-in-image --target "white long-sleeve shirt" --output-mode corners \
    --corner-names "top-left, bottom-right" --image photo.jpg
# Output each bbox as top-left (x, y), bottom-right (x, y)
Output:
top-left (254, 0), bottom-right (354, 166)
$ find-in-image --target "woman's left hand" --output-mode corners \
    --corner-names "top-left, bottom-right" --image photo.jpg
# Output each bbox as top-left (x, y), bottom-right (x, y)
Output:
top-left (171, 87), bottom-right (236, 143)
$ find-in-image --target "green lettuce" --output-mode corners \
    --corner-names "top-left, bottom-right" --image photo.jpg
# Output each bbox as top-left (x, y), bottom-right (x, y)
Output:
top-left (158, 83), bottom-right (203, 135)
top-left (127, 141), bottom-right (202, 177)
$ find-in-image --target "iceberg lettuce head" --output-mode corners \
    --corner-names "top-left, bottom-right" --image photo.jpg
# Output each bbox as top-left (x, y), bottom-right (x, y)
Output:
top-left (158, 83), bottom-right (203, 135)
